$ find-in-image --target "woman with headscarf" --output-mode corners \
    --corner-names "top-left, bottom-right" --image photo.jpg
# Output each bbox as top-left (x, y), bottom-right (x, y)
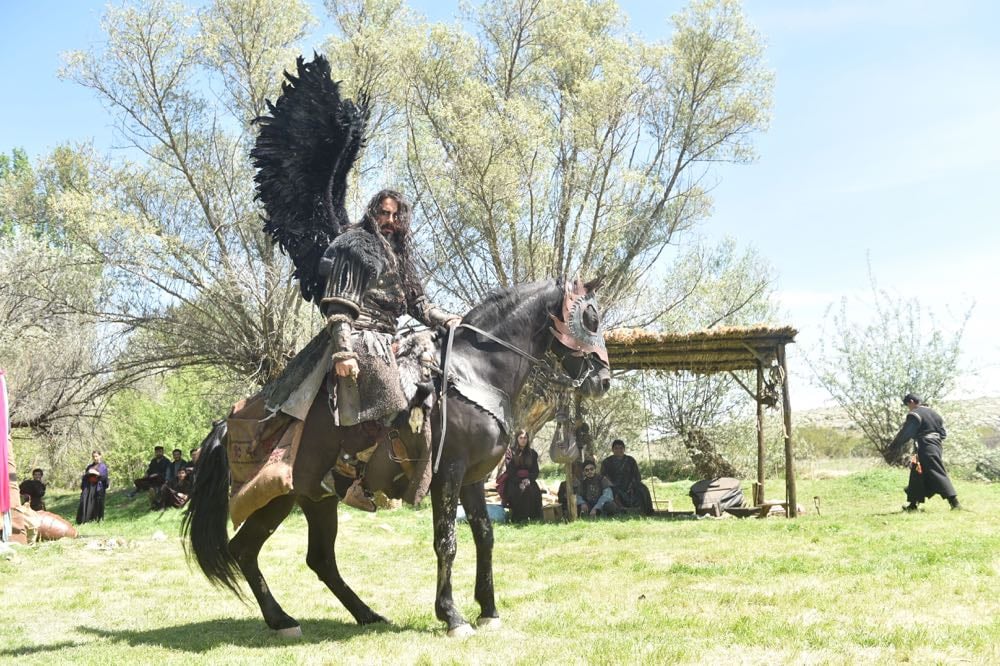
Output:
top-left (76, 450), bottom-right (109, 524)
top-left (502, 429), bottom-right (543, 523)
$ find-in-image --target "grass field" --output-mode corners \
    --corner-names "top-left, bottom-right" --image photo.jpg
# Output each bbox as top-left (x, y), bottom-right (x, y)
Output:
top-left (2, 465), bottom-right (998, 665)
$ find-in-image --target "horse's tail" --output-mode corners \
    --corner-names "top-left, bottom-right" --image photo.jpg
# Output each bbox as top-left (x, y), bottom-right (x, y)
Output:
top-left (182, 420), bottom-right (244, 598)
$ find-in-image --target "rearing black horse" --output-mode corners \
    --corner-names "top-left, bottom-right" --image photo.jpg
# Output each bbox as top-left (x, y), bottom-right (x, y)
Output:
top-left (184, 278), bottom-right (610, 636)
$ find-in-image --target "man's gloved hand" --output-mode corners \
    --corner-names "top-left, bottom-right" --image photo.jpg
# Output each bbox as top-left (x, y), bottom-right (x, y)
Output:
top-left (335, 358), bottom-right (360, 379)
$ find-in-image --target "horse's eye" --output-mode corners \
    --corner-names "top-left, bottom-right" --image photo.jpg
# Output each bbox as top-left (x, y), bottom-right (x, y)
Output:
top-left (582, 304), bottom-right (599, 333)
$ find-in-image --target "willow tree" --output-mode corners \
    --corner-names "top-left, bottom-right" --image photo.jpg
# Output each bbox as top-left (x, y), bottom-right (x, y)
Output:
top-left (645, 238), bottom-right (777, 475)
top-left (324, 0), bottom-right (773, 316)
top-left (60, 0), bottom-right (317, 385)
top-left (52, 0), bottom-right (770, 393)
top-left (0, 147), bottom-right (118, 434)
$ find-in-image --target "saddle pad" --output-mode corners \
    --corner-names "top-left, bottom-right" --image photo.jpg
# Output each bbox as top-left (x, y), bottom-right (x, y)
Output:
top-left (229, 418), bottom-right (303, 529)
top-left (226, 395), bottom-right (304, 529)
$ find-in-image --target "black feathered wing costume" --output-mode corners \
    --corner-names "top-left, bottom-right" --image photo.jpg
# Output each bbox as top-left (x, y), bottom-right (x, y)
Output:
top-left (252, 55), bottom-right (454, 425)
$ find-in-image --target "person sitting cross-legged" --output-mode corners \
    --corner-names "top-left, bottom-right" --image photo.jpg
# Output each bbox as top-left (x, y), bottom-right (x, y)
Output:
top-left (132, 446), bottom-right (171, 508)
top-left (576, 459), bottom-right (617, 518)
top-left (159, 467), bottom-right (193, 509)
top-left (600, 439), bottom-right (654, 515)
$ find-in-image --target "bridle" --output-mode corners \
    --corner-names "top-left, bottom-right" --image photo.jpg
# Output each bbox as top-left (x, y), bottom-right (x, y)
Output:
top-left (433, 284), bottom-right (607, 473)
top-left (453, 323), bottom-right (602, 391)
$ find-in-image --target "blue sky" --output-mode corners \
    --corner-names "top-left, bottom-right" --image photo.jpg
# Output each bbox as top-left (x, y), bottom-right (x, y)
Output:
top-left (2, 0), bottom-right (999, 408)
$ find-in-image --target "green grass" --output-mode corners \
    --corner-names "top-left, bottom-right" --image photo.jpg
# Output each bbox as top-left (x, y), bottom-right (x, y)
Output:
top-left (2, 466), bottom-right (999, 665)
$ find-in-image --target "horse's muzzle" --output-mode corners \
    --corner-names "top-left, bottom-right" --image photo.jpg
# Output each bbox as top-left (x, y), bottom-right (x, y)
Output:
top-left (580, 365), bottom-right (611, 397)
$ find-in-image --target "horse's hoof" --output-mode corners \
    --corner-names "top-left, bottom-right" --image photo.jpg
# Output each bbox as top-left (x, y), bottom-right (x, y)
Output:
top-left (275, 625), bottom-right (302, 639)
top-left (476, 616), bottom-right (502, 630)
top-left (359, 613), bottom-right (390, 625)
top-left (447, 623), bottom-right (476, 638)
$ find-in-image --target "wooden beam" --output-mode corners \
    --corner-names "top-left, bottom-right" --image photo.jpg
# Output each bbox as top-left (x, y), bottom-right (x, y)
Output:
top-left (777, 344), bottom-right (797, 518)
top-left (565, 462), bottom-right (577, 522)
top-left (756, 362), bottom-right (765, 507)
top-left (727, 370), bottom-right (757, 402)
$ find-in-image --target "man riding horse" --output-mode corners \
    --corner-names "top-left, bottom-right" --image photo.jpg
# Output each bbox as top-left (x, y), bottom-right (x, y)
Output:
top-left (187, 54), bottom-right (613, 638)
top-left (249, 57), bottom-right (459, 512)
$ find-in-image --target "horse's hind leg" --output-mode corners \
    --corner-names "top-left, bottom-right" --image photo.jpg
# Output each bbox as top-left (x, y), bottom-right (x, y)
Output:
top-left (431, 467), bottom-right (473, 635)
top-left (229, 494), bottom-right (300, 635)
top-left (459, 481), bottom-right (500, 629)
top-left (298, 495), bottom-right (388, 625)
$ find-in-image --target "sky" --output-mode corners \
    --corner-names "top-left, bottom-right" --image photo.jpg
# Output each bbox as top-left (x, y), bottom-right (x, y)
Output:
top-left (2, 0), bottom-right (999, 409)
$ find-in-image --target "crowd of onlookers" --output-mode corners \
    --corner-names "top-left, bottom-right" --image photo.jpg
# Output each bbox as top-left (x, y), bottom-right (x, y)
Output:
top-left (128, 446), bottom-right (197, 511)
top-left (496, 433), bottom-right (654, 523)
top-left (17, 445), bottom-right (198, 526)
top-left (21, 433), bottom-right (646, 527)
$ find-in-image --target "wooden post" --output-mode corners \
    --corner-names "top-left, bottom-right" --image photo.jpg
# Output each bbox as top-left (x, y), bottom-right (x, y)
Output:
top-left (755, 362), bottom-right (765, 507)
top-left (777, 344), bottom-right (797, 518)
top-left (565, 462), bottom-right (577, 522)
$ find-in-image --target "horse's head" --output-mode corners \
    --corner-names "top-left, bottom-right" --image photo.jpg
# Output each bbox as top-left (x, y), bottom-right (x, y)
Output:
top-left (548, 278), bottom-right (611, 397)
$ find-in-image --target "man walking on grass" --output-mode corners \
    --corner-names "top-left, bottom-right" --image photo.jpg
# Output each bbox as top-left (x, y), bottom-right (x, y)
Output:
top-left (891, 393), bottom-right (961, 512)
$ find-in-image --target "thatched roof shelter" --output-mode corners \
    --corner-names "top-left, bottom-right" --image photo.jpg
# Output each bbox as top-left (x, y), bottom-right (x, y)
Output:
top-left (605, 325), bottom-right (798, 373)
top-left (600, 324), bottom-right (800, 518)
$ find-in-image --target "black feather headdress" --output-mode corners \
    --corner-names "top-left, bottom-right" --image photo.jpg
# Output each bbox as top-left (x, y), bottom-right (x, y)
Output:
top-left (251, 54), bottom-right (369, 303)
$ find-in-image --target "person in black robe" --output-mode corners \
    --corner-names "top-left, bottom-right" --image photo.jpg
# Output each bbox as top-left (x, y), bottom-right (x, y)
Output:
top-left (76, 468), bottom-right (105, 524)
top-left (892, 393), bottom-right (960, 511)
top-left (600, 439), bottom-right (654, 515)
top-left (502, 429), bottom-right (543, 523)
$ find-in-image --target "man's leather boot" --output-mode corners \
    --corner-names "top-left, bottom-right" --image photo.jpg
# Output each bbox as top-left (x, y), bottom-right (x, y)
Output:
top-left (343, 478), bottom-right (376, 512)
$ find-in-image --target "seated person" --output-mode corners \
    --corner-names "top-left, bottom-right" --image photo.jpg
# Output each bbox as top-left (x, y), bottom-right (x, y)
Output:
top-left (601, 439), bottom-right (654, 515)
top-left (576, 460), bottom-right (617, 518)
top-left (132, 446), bottom-right (171, 507)
top-left (19, 468), bottom-right (47, 511)
top-left (186, 447), bottom-right (199, 483)
top-left (159, 467), bottom-right (193, 509)
top-left (165, 448), bottom-right (189, 483)
top-left (133, 446), bottom-right (170, 490)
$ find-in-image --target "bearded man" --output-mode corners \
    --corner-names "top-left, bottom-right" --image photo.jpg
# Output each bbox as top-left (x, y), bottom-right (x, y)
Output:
top-left (314, 189), bottom-right (459, 510)
top-left (600, 439), bottom-right (654, 515)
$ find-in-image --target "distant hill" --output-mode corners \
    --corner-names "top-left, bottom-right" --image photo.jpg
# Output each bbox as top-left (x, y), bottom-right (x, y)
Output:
top-left (798, 397), bottom-right (1000, 432)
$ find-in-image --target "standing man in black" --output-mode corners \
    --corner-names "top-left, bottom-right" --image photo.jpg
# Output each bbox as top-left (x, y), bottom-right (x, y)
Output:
top-left (891, 393), bottom-right (961, 512)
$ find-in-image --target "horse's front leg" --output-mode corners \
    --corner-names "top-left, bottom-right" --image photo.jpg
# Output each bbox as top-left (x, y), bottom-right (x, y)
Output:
top-left (459, 481), bottom-right (500, 629)
top-left (298, 495), bottom-right (388, 625)
top-left (229, 494), bottom-right (301, 636)
top-left (431, 463), bottom-right (473, 636)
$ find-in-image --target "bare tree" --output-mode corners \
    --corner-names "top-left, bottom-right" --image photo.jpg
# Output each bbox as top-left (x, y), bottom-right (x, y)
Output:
top-left (811, 269), bottom-right (971, 464)
top-left (644, 238), bottom-right (778, 475)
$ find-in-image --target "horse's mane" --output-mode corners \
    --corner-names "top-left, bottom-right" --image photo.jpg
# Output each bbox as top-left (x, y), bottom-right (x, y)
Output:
top-left (461, 279), bottom-right (561, 336)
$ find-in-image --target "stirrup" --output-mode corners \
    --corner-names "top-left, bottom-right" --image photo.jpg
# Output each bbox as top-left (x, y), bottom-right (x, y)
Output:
top-left (343, 479), bottom-right (376, 513)
top-left (320, 469), bottom-right (339, 496)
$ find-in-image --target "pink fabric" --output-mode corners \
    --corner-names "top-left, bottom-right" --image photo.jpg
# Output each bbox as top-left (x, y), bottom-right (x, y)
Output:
top-left (1, 371), bottom-right (10, 513)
